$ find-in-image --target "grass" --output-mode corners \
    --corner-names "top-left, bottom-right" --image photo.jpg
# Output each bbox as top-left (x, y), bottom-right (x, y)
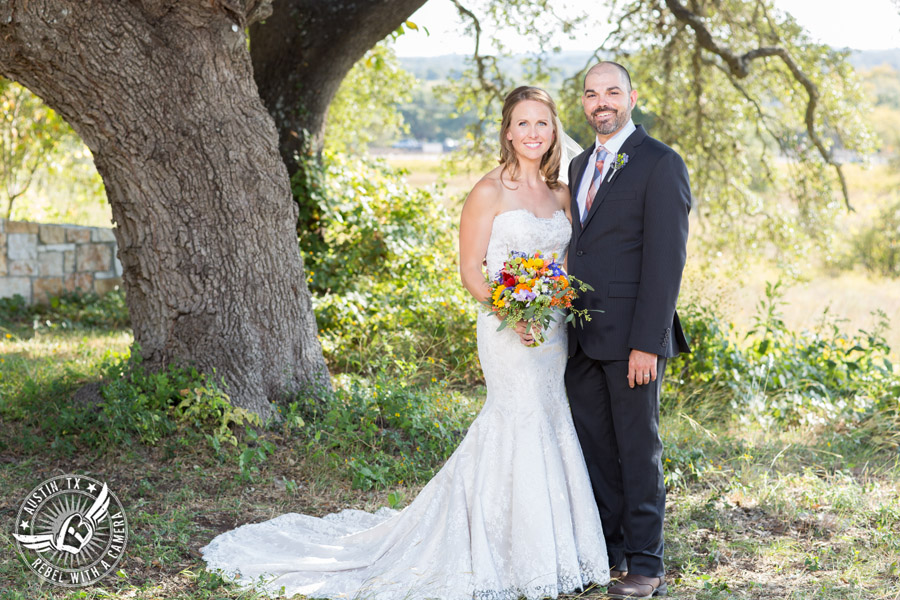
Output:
top-left (657, 420), bottom-right (900, 600)
top-left (699, 263), bottom-right (900, 364)
top-left (0, 328), bottom-right (132, 413)
top-left (1, 325), bottom-right (899, 600)
top-left (0, 409), bottom-right (416, 600)
top-left (380, 155), bottom-right (481, 204)
top-left (2, 158), bottom-right (899, 598)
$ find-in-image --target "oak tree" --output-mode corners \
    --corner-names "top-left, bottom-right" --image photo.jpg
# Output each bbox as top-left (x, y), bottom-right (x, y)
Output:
top-left (0, 0), bottom-right (426, 416)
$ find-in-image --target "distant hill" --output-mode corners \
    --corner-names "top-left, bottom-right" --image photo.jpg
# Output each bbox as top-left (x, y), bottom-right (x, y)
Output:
top-left (851, 49), bottom-right (900, 71)
top-left (396, 48), bottom-right (900, 146)
top-left (399, 51), bottom-right (594, 84)
top-left (400, 49), bottom-right (900, 81)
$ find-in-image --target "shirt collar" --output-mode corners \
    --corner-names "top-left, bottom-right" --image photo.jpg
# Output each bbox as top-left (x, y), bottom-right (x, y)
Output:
top-left (595, 119), bottom-right (636, 158)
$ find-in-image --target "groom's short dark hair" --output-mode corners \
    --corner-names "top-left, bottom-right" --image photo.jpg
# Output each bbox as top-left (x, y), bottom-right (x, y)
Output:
top-left (584, 61), bottom-right (633, 93)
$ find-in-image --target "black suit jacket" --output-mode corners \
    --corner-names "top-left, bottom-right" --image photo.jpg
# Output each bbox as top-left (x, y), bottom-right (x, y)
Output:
top-left (567, 124), bottom-right (691, 360)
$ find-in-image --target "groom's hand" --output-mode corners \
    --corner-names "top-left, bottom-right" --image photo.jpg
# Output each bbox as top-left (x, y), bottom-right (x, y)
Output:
top-left (628, 349), bottom-right (658, 388)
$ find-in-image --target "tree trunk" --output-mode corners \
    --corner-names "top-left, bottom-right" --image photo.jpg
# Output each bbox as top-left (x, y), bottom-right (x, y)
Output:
top-left (250, 0), bottom-right (428, 175)
top-left (0, 0), bottom-right (329, 418)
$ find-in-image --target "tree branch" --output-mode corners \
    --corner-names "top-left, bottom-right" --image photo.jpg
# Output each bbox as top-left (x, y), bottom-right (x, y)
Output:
top-left (664, 0), bottom-right (852, 210)
top-left (447, 0), bottom-right (508, 156)
top-left (450, 0), bottom-right (504, 98)
top-left (249, 0), bottom-right (428, 171)
top-left (705, 57), bottom-right (786, 159)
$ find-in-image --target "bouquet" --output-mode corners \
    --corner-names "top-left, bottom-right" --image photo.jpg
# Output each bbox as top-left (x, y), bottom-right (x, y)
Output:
top-left (484, 250), bottom-right (594, 346)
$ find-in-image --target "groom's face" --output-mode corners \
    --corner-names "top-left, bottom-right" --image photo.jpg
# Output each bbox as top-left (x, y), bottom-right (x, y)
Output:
top-left (582, 67), bottom-right (638, 141)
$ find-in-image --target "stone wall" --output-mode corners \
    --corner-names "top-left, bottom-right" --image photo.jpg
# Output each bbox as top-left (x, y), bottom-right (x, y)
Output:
top-left (0, 219), bottom-right (122, 305)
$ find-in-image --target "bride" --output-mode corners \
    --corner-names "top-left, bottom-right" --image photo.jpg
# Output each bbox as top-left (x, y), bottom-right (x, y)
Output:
top-left (201, 86), bottom-right (609, 599)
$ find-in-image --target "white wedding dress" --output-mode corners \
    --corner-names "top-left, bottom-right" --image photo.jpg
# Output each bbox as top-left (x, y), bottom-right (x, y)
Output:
top-left (201, 209), bottom-right (609, 599)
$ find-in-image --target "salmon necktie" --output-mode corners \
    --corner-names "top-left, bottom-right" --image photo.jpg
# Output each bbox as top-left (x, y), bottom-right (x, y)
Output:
top-left (582, 147), bottom-right (609, 223)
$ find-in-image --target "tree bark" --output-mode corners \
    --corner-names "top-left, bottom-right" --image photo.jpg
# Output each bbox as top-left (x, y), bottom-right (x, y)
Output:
top-left (0, 0), bottom-right (329, 418)
top-left (249, 0), bottom-right (428, 175)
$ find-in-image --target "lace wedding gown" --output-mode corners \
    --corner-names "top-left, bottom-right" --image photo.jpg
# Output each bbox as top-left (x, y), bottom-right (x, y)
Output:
top-left (201, 209), bottom-right (609, 599)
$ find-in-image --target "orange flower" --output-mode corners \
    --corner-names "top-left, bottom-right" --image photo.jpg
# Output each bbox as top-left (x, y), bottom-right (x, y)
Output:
top-left (514, 283), bottom-right (533, 294)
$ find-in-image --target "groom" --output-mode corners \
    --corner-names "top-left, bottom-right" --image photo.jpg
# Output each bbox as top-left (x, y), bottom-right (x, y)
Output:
top-left (564, 62), bottom-right (691, 599)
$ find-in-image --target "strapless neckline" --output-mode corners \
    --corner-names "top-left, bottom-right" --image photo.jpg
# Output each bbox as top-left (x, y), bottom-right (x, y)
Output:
top-left (493, 208), bottom-right (566, 223)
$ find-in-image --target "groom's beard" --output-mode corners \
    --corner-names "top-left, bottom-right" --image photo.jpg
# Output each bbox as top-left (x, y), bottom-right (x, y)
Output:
top-left (589, 106), bottom-right (630, 136)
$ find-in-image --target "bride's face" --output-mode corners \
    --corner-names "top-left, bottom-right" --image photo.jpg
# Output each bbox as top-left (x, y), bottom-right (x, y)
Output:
top-left (506, 100), bottom-right (555, 162)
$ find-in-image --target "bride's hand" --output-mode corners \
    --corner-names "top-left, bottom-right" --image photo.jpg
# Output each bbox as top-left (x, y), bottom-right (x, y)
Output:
top-left (514, 320), bottom-right (541, 346)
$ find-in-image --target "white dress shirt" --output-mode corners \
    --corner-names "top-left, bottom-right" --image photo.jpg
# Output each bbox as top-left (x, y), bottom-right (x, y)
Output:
top-left (576, 119), bottom-right (637, 220)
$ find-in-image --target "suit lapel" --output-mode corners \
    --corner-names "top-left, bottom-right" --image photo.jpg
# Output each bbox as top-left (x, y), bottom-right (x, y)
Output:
top-left (581, 125), bottom-right (648, 230)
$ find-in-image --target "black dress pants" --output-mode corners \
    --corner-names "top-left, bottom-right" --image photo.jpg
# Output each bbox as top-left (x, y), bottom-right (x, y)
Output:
top-left (565, 343), bottom-right (667, 578)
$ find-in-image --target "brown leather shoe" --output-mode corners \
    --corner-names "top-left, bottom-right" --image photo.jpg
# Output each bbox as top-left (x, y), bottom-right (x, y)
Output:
top-left (606, 573), bottom-right (667, 598)
top-left (609, 568), bottom-right (628, 581)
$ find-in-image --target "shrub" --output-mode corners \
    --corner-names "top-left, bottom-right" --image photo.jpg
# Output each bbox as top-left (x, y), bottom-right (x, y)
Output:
top-left (99, 349), bottom-right (257, 450)
top-left (8, 346), bottom-right (256, 455)
top-left (845, 198), bottom-right (900, 278)
top-left (283, 373), bottom-right (480, 489)
top-left (295, 153), bottom-right (480, 385)
top-left (0, 288), bottom-right (129, 330)
top-left (668, 281), bottom-right (900, 430)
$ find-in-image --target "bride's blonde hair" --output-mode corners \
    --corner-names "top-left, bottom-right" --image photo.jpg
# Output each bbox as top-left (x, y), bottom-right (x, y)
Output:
top-left (498, 86), bottom-right (562, 190)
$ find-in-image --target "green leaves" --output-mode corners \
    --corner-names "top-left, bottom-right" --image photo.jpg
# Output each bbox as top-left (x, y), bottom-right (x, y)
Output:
top-left (389, 19), bottom-right (426, 42)
top-left (844, 198), bottom-right (900, 278)
top-left (0, 289), bottom-right (130, 331)
top-left (326, 42), bottom-right (416, 154)
top-left (296, 153), bottom-right (478, 386)
top-left (601, 0), bottom-right (874, 260)
top-left (285, 375), bottom-right (477, 490)
top-left (669, 281), bottom-right (900, 429)
top-left (0, 78), bottom-right (86, 220)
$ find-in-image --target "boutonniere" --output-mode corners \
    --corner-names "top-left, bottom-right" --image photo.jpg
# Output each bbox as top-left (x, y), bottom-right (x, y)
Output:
top-left (606, 153), bottom-right (629, 183)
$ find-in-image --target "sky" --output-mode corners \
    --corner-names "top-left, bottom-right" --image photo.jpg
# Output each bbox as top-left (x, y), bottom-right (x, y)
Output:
top-left (393, 0), bottom-right (900, 57)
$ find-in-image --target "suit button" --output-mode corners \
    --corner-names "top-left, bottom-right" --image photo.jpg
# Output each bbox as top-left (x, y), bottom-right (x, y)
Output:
top-left (576, 250), bottom-right (584, 256)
